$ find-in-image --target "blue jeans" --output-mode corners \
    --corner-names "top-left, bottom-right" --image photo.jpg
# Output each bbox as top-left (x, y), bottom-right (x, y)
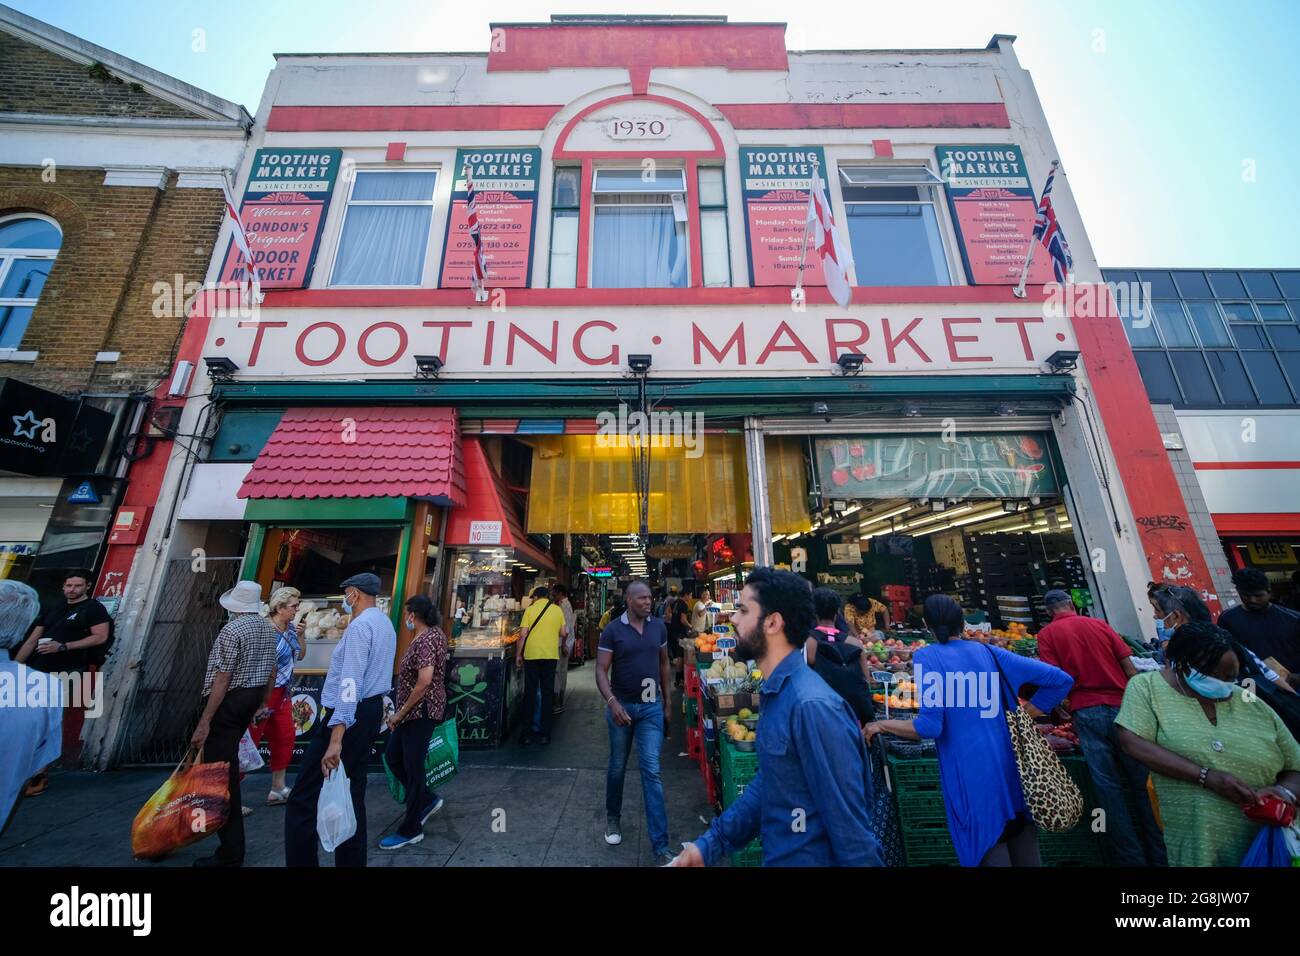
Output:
top-left (605, 700), bottom-right (669, 854)
top-left (1073, 704), bottom-right (1168, 867)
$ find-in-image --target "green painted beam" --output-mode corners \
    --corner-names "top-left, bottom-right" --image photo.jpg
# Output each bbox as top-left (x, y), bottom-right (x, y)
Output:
top-left (243, 496), bottom-right (409, 523)
top-left (214, 375), bottom-right (1075, 407)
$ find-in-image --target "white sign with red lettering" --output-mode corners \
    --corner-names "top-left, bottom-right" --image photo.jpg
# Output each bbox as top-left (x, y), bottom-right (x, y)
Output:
top-left (201, 302), bottom-right (1076, 379)
top-left (469, 521), bottom-right (503, 544)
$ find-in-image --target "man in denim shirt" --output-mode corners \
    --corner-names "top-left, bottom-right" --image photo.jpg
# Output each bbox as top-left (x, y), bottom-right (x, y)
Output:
top-left (673, 568), bottom-right (882, 867)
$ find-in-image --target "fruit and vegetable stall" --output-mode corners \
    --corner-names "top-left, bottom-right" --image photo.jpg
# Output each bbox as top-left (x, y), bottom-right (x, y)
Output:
top-left (683, 618), bottom-right (1138, 866)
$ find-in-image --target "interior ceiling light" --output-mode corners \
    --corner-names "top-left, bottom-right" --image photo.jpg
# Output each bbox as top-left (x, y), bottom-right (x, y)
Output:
top-left (858, 504), bottom-right (914, 528)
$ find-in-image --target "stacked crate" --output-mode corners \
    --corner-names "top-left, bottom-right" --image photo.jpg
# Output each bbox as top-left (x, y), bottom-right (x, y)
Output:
top-left (719, 735), bottom-right (762, 867)
top-left (886, 751), bottom-right (1107, 867)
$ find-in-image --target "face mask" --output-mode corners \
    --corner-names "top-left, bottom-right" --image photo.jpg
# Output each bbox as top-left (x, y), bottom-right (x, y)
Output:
top-left (341, 592), bottom-right (354, 615)
top-left (1154, 614), bottom-right (1175, 643)
top-left (405, 615), bottom-right (415, 630)
top-left (1184, 667), bottom-right (1235, 700)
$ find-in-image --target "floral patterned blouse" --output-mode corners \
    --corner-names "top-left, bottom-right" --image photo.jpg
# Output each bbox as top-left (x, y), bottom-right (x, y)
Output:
top-left (395, 626), bottom-right (449, 723)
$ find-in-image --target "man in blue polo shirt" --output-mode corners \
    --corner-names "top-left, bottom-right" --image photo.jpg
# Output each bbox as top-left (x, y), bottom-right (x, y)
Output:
top-left (596, 579), bottom-right (674, 865)
top-left (671, 567), bottom-right (883, 867)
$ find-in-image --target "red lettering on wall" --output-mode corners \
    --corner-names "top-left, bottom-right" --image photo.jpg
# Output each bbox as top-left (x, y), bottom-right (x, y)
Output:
top-left (693, 324), bottom-right (747, 365)
top-left (995, 315), bottom-right (1044, 361)
top-left (572, 321), bottom-right (620, 365)
top-left (942, 317), bottom-right (992, 363)
top-left (296, 322), bottom-right (346, 367)
top-left (422, 321), bottom-right (474, 363)
top-left (506, 322), bottom-right (559, 365)
top-left (825, 319), bottom-right (872, 362)
top-left (357, 321), bottom-right (410, 367)
top-left (757, 321), bottom-right (817, 365)
top-left (483, 321), bottom-right (495, 365)
top-left (238, 320), bottom-right (287, 367)
top-left (881, 318), bottom-right (931, 364)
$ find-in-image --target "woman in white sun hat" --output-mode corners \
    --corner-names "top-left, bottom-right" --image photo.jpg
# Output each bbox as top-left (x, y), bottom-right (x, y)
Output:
top-left (188, 580), bottom-right (279, 867)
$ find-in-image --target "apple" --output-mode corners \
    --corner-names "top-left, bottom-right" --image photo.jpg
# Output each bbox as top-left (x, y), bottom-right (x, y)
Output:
top-left (831, 468), bottom-right (850, 487)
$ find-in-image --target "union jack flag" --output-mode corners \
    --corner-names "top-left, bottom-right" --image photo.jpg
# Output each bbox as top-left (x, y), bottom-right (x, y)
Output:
top-left (1031, 163), bottom-right (1073, 283)
top-left (464, 165), bottom-right (488, 298)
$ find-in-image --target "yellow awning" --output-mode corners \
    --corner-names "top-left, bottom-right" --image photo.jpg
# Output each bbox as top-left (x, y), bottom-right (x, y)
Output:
top-left (524, 434), bottom-right (811, 535)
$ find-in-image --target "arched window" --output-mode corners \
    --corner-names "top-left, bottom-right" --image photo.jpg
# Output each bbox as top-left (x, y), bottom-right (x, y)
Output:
top-left (0, 214), bottom-right (63, 348)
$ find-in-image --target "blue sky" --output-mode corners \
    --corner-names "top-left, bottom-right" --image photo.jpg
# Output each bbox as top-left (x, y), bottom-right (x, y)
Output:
top-left (11, 0), bottom-right (1298, 268)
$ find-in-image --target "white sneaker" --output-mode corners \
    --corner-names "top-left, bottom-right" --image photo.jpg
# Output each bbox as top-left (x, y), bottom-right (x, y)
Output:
top-left (605, 818), bottom-right (622, 845)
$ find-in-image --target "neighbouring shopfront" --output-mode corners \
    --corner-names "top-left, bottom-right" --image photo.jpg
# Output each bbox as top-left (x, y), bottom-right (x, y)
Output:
top-left (0, 376), bottom-right (129, 604)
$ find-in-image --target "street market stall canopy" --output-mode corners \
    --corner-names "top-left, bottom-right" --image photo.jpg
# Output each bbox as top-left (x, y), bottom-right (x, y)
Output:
top-left (236, 406), bottom-right (465, 504)
top-left (444, 436), bottom-right (556, 572)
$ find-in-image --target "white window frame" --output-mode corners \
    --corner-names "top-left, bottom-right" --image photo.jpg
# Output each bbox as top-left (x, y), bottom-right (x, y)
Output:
top-left (327, 167), bottom-right (440, 288)
top-left (0, 213), bottom-right (62, 347)
top-left (589, 164), bottom-right (689, 288)
top-left (837, 162), bottom-right (955, 287)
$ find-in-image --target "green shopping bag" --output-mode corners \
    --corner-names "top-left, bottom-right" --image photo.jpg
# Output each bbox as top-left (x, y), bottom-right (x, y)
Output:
top-left (383, 716), bottom-right (459, 804)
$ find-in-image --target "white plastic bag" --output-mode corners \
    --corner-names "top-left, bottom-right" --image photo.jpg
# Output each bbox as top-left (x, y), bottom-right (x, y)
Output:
top-left (317, 766), bottom-right (357, 853)
top-left (238, 731), bottom-right (265, 773)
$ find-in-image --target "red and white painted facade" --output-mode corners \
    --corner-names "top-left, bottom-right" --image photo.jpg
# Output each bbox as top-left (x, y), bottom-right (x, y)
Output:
top-left (87, 17), bottom-right (1219, 763)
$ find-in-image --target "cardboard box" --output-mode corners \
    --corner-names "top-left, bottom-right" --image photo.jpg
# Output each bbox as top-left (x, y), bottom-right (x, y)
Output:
top-left (708, 686), bottom-right (760, 716)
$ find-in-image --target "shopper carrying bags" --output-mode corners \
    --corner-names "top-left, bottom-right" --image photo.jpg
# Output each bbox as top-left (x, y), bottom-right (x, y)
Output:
top-left (379, 595), bottom-right (451, 850)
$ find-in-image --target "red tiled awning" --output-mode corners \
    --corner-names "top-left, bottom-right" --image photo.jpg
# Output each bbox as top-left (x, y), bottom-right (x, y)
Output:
top-left (237, 407), bottom-right (465, 504)
top-left (445, 436), bottom-right (554, 571)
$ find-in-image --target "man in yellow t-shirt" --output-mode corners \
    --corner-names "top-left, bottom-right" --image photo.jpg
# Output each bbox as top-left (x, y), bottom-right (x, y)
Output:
top-left (515, 586), bottom-right (568, 745)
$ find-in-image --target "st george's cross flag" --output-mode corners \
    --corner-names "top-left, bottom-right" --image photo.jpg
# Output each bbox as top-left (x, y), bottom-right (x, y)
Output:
top-left (806, 163), bottom-right (854, 308)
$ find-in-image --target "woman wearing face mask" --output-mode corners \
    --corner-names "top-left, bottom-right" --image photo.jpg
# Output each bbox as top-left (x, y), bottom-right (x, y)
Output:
top-left (378, 595), bottom-right (450, 850)
top-left (1115, 621), bottom-right (1300, 866)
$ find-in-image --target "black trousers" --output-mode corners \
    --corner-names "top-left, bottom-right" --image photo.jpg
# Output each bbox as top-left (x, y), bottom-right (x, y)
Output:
top-left (206, 685), bottom-right (265, 864)
top-left (522, 659), bottom-right (557, 738)
top-left (384, 716), bottom-right (438, 837)
top-left (284, 695), bottom-right (382, 867)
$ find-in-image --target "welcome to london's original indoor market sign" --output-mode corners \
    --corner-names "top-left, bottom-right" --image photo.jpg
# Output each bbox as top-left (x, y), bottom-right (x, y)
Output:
top-left (200, 302), bottom-right (1078, 378)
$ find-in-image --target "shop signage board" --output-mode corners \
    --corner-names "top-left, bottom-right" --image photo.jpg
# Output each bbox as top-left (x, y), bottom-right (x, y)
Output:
top-left (827, 542), bottom-right (862, 565)
top-left (204, 302), bottom-right (1077, 379)
top-left (219, 148), bottom-right (343, 289)
top-left (815, 433), bottom-right (1058, 499)
top-left (469, 520), bottom-right (503, 544)
top-left (439, 148), bottom-right (542, 288)
top-left (280, 673), bottom-right (395, 766)
top-left (0, 377), bottom-right (113, 477)
top-left (738, 146), bottom-right (828, 287)
top-left (1246, 541), bottom-right (1296, 566)
top-left (935, 145), bottom-right (1056, 286)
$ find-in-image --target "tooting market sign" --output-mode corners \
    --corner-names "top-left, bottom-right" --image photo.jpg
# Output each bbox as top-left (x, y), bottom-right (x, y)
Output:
top-left (203, 303), bottom-right (1077, 378)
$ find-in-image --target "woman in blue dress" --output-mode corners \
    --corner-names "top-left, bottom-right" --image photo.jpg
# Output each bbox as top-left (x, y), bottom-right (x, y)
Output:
top-left (865, 594), bottom-right (1074, 866)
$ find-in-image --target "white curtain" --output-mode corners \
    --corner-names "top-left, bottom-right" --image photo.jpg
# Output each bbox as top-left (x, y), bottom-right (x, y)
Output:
top-left (592, 196), bottom-right (686, 288)
top-left (331, 172), bottom-right (435, 286)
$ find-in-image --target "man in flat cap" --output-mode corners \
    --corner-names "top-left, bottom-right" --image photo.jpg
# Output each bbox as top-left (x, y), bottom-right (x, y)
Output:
top-left (286, 572), bottom-right (396, 866)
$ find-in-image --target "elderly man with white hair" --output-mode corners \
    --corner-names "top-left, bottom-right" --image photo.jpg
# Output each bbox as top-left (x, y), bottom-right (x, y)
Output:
top-left (0, 580), bottom-right (61, 836)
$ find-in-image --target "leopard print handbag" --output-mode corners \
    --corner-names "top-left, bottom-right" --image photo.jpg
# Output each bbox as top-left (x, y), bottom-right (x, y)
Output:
top-left (987, 648), bottom-right (1084, 833)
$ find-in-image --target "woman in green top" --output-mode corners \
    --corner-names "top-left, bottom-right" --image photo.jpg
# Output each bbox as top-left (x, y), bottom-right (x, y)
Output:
top-left (1116, 622), bottom-right (1300, 866)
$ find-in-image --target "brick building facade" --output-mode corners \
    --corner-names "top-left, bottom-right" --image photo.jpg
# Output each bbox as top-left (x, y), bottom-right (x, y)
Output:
top-left (0, 5), bottom-right (248, 605)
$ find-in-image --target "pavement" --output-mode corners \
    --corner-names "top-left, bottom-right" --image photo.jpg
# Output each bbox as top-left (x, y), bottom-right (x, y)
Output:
top-left (0, 663), bottom-right (718, 867)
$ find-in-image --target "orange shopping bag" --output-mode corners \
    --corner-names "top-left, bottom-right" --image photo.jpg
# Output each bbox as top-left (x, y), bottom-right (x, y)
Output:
top-left (130, 746), bottom-right (230, 860)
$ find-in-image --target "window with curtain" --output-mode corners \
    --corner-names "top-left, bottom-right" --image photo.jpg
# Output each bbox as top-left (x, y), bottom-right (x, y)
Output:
top-left (549, 167), bottom-right (580, 288)
top-left (591, 168), bottom-right (687, 288)
top-left (839, 166), bottom-right (951, 286)
top-left (330, 170), bottom-right (437, 286)
top-left (698, 166), bottom-right (730, 287)
top-left (0, 215), bottom-right (61, 348)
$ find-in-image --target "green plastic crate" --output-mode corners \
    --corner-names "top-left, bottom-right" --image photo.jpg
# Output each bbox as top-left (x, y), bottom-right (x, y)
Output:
top-left (685, 696), bottom-right (699, 725)
top-left (901, 830), bottom-right (958, 866)
top-left (730, 839), bottom-right (763, 867)
top-left (895, 789), bottom-right (948, 829)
